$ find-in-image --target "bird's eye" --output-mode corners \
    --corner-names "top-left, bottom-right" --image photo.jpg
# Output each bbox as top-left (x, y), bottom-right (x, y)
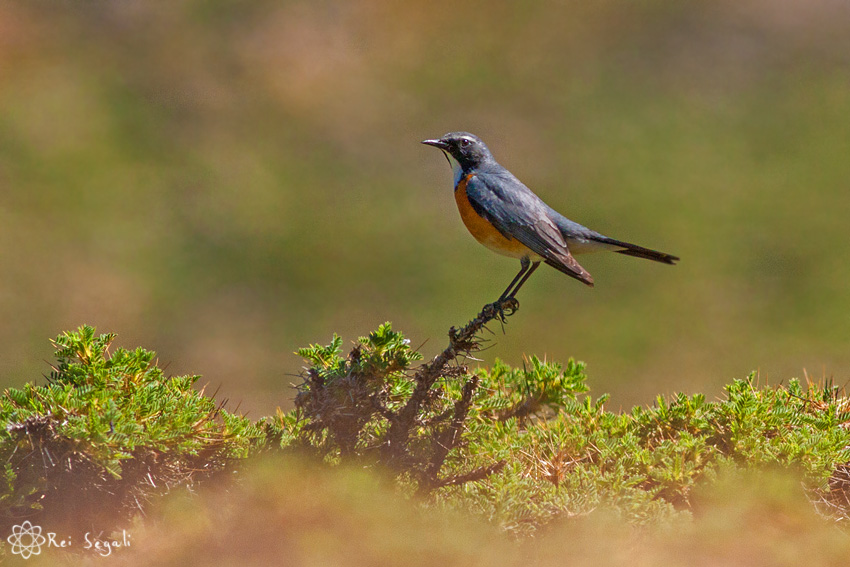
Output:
top-left (460, 139), bottom-right (471, 148)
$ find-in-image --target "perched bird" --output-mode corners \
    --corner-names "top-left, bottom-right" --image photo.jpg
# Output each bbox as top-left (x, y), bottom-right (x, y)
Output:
top-left (422, 132), bottom-right (678, 303)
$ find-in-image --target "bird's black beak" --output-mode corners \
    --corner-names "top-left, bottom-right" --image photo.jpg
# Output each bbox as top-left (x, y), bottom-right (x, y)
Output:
top-left (421, 138), bottom-right (449, 150)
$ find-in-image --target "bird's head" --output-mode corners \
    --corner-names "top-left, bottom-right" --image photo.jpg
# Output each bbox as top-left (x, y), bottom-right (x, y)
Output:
top-left (421, 132), bottom-right (493, 171)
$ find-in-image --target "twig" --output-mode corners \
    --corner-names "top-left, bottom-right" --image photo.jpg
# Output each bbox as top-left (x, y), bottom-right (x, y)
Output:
top-left (418, 374), bottom-right (481, 494)
top-left (430, 460), bottom-right (507, 490)
top-left (381, 297), bottom-right (520, 468)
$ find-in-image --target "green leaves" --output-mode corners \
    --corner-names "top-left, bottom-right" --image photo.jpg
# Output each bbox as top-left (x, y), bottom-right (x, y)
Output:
top-left (5, 323), bottom-right (850, 538)
top-left (473, 356), bottom-right (590, 423)
top-left (297, 334), bottom-right (344, 377)
top-left (279, 323), bottom-right (850, 531)
top-left (294, 323), bottom-right (423, 389)
top-left (0, 325), bottom-right (263, 530)
top-left (440, 371), bottom-right (850, 532)
top-left (278, 322), bottom-right (429, 460)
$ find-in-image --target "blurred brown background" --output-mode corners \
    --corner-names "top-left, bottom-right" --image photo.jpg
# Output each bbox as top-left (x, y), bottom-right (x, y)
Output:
top-left (2, 0), bottom-right (849, 416)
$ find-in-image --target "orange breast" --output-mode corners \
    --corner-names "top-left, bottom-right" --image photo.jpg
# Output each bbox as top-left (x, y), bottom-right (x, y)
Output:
top-left (455, 174), bottom-right (535, 259)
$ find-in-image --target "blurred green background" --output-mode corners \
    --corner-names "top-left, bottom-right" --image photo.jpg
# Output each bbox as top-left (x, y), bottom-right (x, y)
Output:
top-left (2, 0), bottom-right (849, 416)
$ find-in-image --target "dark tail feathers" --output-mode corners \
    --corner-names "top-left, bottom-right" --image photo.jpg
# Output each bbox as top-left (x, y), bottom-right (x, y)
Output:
top-left (597, 236), bottom-right (679, 265)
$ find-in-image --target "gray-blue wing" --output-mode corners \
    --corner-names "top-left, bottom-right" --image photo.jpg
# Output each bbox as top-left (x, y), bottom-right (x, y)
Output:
top-left (465, 173), bottom-right (595, 286)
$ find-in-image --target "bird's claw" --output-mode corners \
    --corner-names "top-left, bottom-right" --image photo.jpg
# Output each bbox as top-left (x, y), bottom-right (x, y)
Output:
top-left (482, 297), bottom-right (520, 323)
top-left (501, 297), bottom-right (519, 315)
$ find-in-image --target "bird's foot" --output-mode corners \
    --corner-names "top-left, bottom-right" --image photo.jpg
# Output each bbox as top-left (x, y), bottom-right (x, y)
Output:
top-left (482, 297), bottom-right (520, 323)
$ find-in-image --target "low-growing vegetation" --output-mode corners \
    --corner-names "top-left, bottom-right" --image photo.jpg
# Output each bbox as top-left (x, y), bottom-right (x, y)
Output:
top-left (270, 321), bottom-right (850, 533)
top-left (2, 317), bottom-right (850, 559)
top-left (0, 326), bottom-right (263, 539)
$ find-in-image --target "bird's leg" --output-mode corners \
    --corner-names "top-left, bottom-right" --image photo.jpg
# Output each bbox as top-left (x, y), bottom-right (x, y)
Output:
top-left (505, 260), bottom-right (540, 301)
top-left (484, 258), bottom-right (534, 323)
top-left (495, 261), bottom-right (541, 320)
top-left (497, 257), bottom-right (531, 303)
